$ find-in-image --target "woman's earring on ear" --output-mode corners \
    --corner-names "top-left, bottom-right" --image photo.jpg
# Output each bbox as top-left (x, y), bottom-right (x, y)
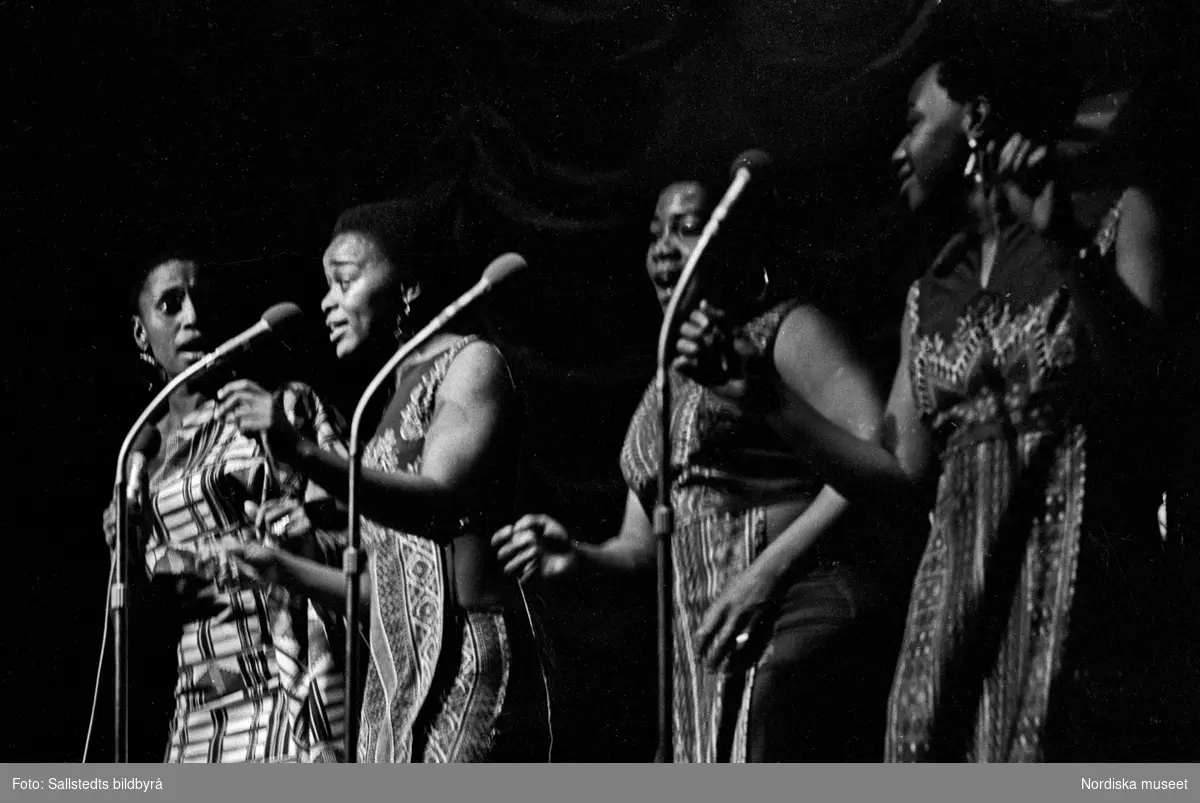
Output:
top-left (393, 291), bottom-right (416, 344)
top-left (136, 346), bottom-right (165, 392)
top-left (754, 266), bottom-right (771, 304)
top-left (964, 135), bottom-right (981, 182)
top-left (964, 134), bottom-right (990, 192)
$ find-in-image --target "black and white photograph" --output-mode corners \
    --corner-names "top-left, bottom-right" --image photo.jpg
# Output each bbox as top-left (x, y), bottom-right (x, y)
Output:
top-left (5, 0), bottom-right (1198, 775)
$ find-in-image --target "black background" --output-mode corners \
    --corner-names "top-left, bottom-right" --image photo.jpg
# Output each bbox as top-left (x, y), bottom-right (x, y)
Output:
top-left (4, 1), bottom-right (1196, 762)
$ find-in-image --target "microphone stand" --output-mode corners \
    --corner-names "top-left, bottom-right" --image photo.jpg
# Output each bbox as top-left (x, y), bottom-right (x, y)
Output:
top-left (652, 166), bottom-right (753, 764)
top-left (342, 270), bottom-right (515, 762)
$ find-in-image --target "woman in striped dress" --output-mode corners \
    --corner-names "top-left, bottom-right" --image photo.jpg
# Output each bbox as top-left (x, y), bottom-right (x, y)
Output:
top-left (106, 254), bottom-right (348, 762)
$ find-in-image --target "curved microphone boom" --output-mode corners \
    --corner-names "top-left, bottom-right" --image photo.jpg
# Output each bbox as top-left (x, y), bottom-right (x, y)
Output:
top-left (651, 149), bottom-right (771, 763)
top-left (342, 252), bottom-right (528, 762)
top-left (109, 301), bottom-right (302, 763)
top-left (654, 149), bottom-right (772, 372)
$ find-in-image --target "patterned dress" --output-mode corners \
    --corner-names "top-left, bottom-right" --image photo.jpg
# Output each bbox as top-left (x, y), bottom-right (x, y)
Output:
top-left (356, 336), bottom-right (547, 762)
top-left (885, 195), bottom-right (1181, 761)
top-left (142, 383), bottom-right (347, 763)
top-left (621, 301), bottom-right (839, 763)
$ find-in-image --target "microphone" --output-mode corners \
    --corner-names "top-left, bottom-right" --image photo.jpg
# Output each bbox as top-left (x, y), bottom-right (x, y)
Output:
top-left (341, 252), bottom-right (528, 762)
top-left (187, 302), bottom-right (303, 378)
top-left (108, 301), bottom-right (302, 763)
top-left (125, 425), bottom-right (162, 516)
top-left (716, 148), bottom-right (773, 230)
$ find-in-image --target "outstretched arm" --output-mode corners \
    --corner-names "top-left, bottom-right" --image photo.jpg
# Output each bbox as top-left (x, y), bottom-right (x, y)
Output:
top-left (763, 305), bottom-right (934, 519)
top-left (673, 300), bottom-right (933, 519)
top-left (219, 341), bottom-right (516, 539)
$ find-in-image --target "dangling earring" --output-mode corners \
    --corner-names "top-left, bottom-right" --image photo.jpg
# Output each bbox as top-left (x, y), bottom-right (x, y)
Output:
top-left (392, 286), bottom-right (419, 344)
top-left (393, 301), bottom-right (411, 344)
top-left (753, 265), bottom-right (771, 305)
top-left (136, 347), bottom-right (165, 392)
top-left (964, 134), bottom-right (989, 191)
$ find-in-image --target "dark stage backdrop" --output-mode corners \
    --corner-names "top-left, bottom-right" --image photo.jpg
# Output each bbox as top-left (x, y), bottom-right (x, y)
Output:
top-left (4, 0), bottom-right (1195, 762)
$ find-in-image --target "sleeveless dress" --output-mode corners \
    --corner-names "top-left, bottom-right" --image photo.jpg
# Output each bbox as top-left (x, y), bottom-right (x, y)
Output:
top-left (356, 336), bottom-right (548, 762)
top-left (142, 382), bottom-right (347, 763)
top-left (620, 300), bottom-right (890, 762)
top-left (885, 194), bottom-right (1189, 761)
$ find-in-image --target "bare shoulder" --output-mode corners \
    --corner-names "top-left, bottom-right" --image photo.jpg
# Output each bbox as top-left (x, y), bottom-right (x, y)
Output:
top-left (1113, 186), bottom-right (1165, 315)
top-left (1117, 186), bottom-right (1163, 240)
top-left (439, 339), bottom-right (514, 405)
top-left (775, 303), bottom-right (853, 368)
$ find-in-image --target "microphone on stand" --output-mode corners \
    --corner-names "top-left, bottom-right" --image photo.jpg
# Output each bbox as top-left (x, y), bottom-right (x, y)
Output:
top-left (656, 149), bottom-right (773, 353)
top-left (651, 149), bottom-right (772, 763)
top-left (109, 301), bottom-right (303, 763)
top-left (125, 426), bottom-right (162, 517)
top-left (189, 302), bottom-right (304, 379)
top-left (341, 252), bottom-right (528, 762)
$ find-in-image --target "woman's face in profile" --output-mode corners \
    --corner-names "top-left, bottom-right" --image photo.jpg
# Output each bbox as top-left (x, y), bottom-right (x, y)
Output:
top-left (133, 259), bottom-right (212, 380)
top-left (893, 63), bottom-right (970, 213)
top-left (320, 231), bottom-right (399, 360)
top-left (646, 181), bottom-right (709, 309)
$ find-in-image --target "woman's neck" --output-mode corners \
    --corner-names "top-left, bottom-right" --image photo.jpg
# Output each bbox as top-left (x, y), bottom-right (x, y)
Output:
top-left (165, 383), bottom-right (207, 428)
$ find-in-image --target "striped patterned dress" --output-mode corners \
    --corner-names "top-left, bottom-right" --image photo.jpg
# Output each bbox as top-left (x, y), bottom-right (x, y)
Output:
top-left (141, 383), bottom-right (348, 763)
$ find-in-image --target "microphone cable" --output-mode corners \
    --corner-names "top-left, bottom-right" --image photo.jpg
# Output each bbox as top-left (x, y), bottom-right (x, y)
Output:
top-left (516, 583), bottom-right (554, 762)
top-left (82, 549), bottom-right (117, 763)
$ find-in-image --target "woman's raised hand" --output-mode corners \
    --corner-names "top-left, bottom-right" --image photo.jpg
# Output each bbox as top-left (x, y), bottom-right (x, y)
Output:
top-left (492, 514), bottom-right (578, 584)
top-left (673, 300), bottom-right (776, 406)
top-left (216, 379), bottom-right (302, 458)
top-left (993, 131), bottom-right (1060, 234)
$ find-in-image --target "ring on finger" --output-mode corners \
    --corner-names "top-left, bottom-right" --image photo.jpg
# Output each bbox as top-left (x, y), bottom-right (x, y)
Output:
top-left (271, 515), bottom-right (295, 537)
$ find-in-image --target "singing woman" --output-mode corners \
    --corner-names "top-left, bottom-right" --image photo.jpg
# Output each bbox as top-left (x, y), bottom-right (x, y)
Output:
top-left (216, 198), bottom-right (551, 762)
top-left (493, 179), bottom-right (897, 762)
